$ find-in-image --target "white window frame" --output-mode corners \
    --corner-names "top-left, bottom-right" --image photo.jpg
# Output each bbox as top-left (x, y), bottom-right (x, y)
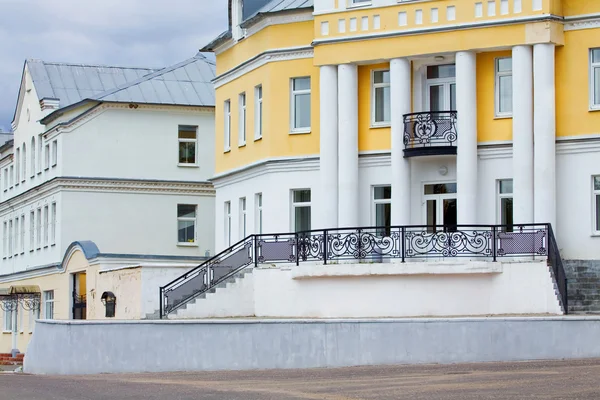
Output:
top-left (593, 176), bottom-right (600, 234)
top-left (239, 93), bottom-right (246, 146)
top-left (255, 193), bottom-right (263, 234)
top-left (15, 148), bottom-right (20, 185)
top-left (8, 219), bottom-right (13, 258)
top-left (495, 57), bottom-right (513, 117)
top-left (290, 77), bottom-right (311, 134)
top-left (177, 204), bottom-right (197, 246)
top-left (37, 134), bottom-right (42, 174)
top-left (371, 69), bottom-right (391, 127)
top-left (51, 140), bottom-right (58, 167)
top-left (2, 221), bottom-right (7, 259)
top-left (50, 202), bottom-right (57, 245)
top-left (349, 0), bottom-right (371, 7)
top-left (239, 197), bottom-right (247, 239)
top-left (43, 291), bottom-right (54, 319)
top-left (22, 144), bottom-right (27, 182)
top-left (13, 217), bottom-right (19, 257)
top-left (372, 185), bottom-right (392, 236)
top-left (497, 179), bottom-right (514, 231)
top-left (9, 165), bottom-right (14, 188)
top-left (254, 85), bottom-right (263, 140)
top-left (29, 210), bottom-right (35, 252)
top-left (224, 100), bottom-right (231, 152)
top-left (3, 168), bottom-right (7, 191)
top-left (20, 214), bottom-right (25, 254)
top-left (224, 201), bottom-right (232, 247)
top-left (3, 309), bottom-right (14, 332)
top-left (177, 125), bottom-right (198, 166)
top-left (590, 49), bottom-right (600, 110)
top-left (43, 205), bottom-right (49, 247)
top-left (36, 208), bottom-right (42, 249)
top-left (44, 143), bottom-right (50, 170)
top-left (291, 189), bottom-right (312, 232)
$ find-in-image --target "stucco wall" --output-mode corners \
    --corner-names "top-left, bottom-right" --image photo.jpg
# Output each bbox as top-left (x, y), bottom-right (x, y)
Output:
top-left (24, 316), bottom-right (600, 375)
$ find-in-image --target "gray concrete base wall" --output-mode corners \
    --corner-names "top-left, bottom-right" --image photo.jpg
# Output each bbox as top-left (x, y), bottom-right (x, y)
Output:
top-left (25, 317), bottom-right (600, 375)
top-left (564, 260), bottom-right (600, 313)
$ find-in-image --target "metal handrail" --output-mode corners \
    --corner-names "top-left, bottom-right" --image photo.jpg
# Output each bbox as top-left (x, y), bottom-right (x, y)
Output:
top-left (547, 224), bottom-right (568, 314)
top-left (159, 223), bottom-right (560, 318)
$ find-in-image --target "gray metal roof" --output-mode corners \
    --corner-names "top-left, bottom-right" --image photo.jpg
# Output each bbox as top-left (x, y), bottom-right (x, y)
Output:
top-left (27, 59), bottom-right (156, 108)
top-left (92, 54), bottom-right (216, 107)
top-left (255, 0), bottom-right (313, 15)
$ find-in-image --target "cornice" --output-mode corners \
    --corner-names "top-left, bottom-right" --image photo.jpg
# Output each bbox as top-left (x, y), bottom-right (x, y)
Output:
top-left (564, 13), bottom-right (600, 31)
top-left (0, 177), bottom-right (215, 213)
top-left (214, 46), bottom-right (314, 89)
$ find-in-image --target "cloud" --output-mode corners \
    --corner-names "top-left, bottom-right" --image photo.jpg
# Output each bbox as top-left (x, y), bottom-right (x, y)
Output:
top-left (0, 0), bottom-right (228, 131)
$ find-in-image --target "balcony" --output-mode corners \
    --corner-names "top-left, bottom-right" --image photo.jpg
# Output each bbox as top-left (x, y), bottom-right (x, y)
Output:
top-left (403, 111), bottom-right (457, 158)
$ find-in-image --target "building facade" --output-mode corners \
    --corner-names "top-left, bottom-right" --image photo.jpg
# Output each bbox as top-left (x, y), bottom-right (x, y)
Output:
top-left (0, 54), bottom-right (217, 354)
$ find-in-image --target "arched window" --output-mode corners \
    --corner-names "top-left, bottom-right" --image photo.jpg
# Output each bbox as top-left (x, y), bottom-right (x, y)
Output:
top-left (30, 137), bottom-right (35, 178)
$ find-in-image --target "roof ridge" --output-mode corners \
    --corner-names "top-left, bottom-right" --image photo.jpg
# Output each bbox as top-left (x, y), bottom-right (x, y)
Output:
top-left (26, 58), bottom-right (160, 72)
top-left (92, 54), bottom-right (214, 101)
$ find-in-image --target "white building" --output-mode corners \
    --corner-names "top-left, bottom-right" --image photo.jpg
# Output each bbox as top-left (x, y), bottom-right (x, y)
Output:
top-left (0, 53), bottom-right (217, 353)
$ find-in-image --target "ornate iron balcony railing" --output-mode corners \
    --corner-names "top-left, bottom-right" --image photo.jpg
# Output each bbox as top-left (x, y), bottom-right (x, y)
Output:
top-left (403, 111), bottom-right (458, 157)
top-left (160, 224), bottom-right (567, 318)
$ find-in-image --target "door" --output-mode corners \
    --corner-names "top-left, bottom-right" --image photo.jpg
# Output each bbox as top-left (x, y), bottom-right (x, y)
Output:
top-left (72, 273), bottom-right (87, 320)
top-left (423, 183), bottom-right (457, 232)
top-left (425, 64), bottom-right (457, 112)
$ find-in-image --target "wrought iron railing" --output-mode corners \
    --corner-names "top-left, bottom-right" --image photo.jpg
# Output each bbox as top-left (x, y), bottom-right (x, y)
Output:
top-left (547, 225), bottom-right (568, 313)
top-left (160, 224), bottom-right (567, 317)
top-left (403, 111), bottom-right (457, 156)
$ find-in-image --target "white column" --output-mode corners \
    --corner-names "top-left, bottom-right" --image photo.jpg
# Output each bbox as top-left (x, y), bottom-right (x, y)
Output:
top-left (390, 58), bottom-right (412, 226)
top-left (319, 65), bottom-right (339, 230)
top-left (456, 51), bottom-right (478, 225)
top-left (512, 45), bottom-right (534, 224)
top-left (337, 64), bottom-right (359, 228)
top-left (533, 43), bottom-right (556, 228)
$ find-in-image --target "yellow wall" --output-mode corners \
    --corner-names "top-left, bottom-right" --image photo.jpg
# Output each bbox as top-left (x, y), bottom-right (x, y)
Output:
top-left (556, 28), bottom-right (600, 138)
top-left (358, 63), bottom-right (391, 152)
top-left (217, 21), bottom-right (314, 75)
top-left (477, 51), bottom-right (513, 142)
top-left (215, 59), bottom-right (320, 173)
top-left (561, 0), bottom-right (600, 16)
top-left (86, 266), bottom-right (142, 320)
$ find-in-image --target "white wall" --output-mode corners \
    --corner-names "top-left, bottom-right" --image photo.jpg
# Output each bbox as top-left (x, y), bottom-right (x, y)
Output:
top-left (61, 190), bottom-right (215, 258)
top-left (141, 266), bottom-right (196, 317)
top-left (61, 107), bottom-right (215, 182)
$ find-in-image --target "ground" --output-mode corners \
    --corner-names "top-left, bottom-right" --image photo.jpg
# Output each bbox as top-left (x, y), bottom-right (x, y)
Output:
top-left (1, 359), bottom-right (600, 399)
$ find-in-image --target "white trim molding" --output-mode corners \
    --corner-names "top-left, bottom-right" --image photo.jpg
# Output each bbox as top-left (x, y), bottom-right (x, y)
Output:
top-left (213, 47), bottom-right (314, 89)
top-left (564, 13), bottom-right (600, 31)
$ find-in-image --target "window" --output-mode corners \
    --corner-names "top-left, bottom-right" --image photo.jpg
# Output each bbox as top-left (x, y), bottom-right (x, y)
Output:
top-left (591, 49), bottom-right (600, 109)
top-left (594, 176), bottom-right (600, 233)
top-left (30, 137), bottom-right (36, 178)
top-left (373, 186), bottom-right (391, 236)
top-left (3, 309), bottom-right (14, 332)
top-left (37, 135), bottom-right (42, 173)
top-left (51, 140), bottom-right (58, 167)
top-left (3, 169), bottom-right (7, 191)
top-left (239, 93), bottom-right (246, 146)
top-left (255, 85), bottom-right (263, 140)
top-left (36, 208), bottom-right (41, 249)
top-left (177, 205), bottom-right (197, 244)
top-left (20, 214), bottom-right (25, 253)
top-left (496, 57), bottom-right (513, 117)
top-left (15, 148), bottom-right (20, 184)
top-left (29, 307), bottom-right (40, 333)
top-left (50, 203), bottom-right (56, 245)
top-left (255, 193), bottom-right (263, 234)
top-left (350, 0), bottom-right (371, 5)
top-left (372, 70), bottom-right (391, 125)
top-left (29, 210), bottom-right (35, 252)
top-left (43, 205), bottom-right (49, 246)
top-left (14, 217), bottom-right (19, 256)
top-left (44, 144), bottom-right (50, 170)
top-left (178, 125), bottom-right (197, 165)
top-left (43, 291), bottom-right (54, 319)
top-left (498, 179), bottom-right (514, 232)
top-left (22, 144), bottom-right (26, 182)
top-left (239, 198), bottom-right (247, 239)
top-left (224, 100), bottom-right (231, 151)
top-left (2, 221), bottom-right (7, 258)
top-left (224, 201), bottom-right (232, 247)
top-left (9, 165), bottom-right (13, 187)
top-left (290, 77), bottom-right (311, 132)
top-left (8, 219), bottom-right (13, 257)
top-left (291, 189), bottom-right (311, 232)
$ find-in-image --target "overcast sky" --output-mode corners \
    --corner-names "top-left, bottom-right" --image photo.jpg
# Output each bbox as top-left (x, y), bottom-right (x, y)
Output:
top-left (0, 0), bottom-right (228, 131)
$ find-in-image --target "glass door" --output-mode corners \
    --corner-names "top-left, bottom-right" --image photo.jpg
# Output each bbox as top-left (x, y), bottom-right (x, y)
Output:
top-left (424, 183), bottom-right (457, 232)
top-left (425, 64), bottom-right (457, 113)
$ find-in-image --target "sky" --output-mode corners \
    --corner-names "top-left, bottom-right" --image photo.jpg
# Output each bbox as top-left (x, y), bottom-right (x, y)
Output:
top-left (0, 0), bottom-right (228, 132)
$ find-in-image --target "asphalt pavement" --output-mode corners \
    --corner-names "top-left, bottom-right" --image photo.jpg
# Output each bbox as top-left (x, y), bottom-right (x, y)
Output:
top-left (1, 358), bottom-right (600, 399)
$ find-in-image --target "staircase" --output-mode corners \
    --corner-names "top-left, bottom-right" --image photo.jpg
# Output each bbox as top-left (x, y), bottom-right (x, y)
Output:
top-left (158, 224), bottom-right (569, 319)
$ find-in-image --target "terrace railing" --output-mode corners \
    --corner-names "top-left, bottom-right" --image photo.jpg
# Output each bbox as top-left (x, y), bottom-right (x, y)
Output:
top-left (160, 224), bottom-right (567, 317)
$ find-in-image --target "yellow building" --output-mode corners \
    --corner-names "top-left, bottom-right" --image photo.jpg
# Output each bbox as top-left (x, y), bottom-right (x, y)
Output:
top-left (195, 0), bottom-right (600, 316)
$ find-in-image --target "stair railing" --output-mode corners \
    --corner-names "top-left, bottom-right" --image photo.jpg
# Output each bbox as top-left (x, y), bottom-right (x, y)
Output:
top-left (546, 224), bottom-right (569, 314)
